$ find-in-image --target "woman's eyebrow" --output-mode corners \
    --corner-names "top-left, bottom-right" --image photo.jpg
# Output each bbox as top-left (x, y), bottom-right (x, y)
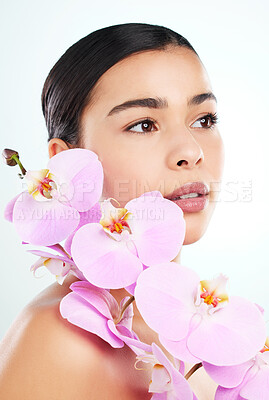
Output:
top-left (106, 92), bottom-right (217, 117)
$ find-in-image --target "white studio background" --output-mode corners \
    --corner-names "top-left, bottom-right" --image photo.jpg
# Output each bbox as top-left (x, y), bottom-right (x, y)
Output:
top-left (1, 0), bottom-right (268, 339)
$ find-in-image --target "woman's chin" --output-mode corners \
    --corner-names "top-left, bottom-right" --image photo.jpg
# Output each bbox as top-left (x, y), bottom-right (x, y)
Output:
top-left (182, 211), bottom-right (210, 245)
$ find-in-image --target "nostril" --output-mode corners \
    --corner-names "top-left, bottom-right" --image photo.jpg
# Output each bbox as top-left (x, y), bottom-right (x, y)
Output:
top-left (177, 160), bottom-right (187, 166)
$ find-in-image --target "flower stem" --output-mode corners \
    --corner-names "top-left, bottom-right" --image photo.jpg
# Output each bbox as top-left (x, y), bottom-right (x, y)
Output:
top-left (11, 154), bottom-right (27, 176)
top-left (114, 295), bottom-right (135, 325)
top-left (185, 362), bottom-right (203, 380)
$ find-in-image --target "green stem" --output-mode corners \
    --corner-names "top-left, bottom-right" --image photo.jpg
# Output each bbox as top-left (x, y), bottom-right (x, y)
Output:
top-left (185, 362), bottom-right (203, 380)
top-left (11, 154), bottom-right (27, 175)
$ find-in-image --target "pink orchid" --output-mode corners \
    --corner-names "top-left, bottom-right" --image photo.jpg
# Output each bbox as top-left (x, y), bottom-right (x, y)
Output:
top-left (70, 191), bottom-right (185, 289)
top-left (109, 333), bottom-right (196, 399)
top-left (60, 280), bottom-right (138, 348)
top-left (27, 243), bottom-right (84, 284)
top-left (134, 262), bottom-right (267, 366)
top-left (4, 192), bottom-right (21, 222)
top-left (64, 202), bottom-right (102, 254)
top-left (135, 343), bottom-right (197, 400)
top-left (6, 148), bottom-right (103, 246)
top-left (124, 264), bottom-right (148, 296)
top-left (203, 338), bottom-right (269, 399)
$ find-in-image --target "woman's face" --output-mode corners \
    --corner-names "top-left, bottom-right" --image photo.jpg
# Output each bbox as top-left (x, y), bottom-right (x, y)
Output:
top-left (79, 47), bottom-right (225, 245)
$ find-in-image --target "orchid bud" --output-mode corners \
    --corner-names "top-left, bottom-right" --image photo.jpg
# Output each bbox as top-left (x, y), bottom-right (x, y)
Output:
top-left (2, 148), bottom-right (27, 176)
top-left (2, 148), bottom-right (19, 166)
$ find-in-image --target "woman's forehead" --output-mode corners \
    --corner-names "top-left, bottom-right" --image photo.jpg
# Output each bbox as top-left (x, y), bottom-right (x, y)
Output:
top-left (88, 49), bottom-right (212, 114)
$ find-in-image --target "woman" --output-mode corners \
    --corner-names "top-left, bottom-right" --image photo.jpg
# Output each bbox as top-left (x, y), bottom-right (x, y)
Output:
top-left (0, 23), bottom-right (224, 399)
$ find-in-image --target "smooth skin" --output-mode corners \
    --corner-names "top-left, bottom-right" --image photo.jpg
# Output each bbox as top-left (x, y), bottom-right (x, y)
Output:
top-left (0, 46), bottom-right (225, 399)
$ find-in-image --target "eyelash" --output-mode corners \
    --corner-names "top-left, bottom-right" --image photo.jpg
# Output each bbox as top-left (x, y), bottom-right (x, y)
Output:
top-left (125, 112), bottom-right (219, 135)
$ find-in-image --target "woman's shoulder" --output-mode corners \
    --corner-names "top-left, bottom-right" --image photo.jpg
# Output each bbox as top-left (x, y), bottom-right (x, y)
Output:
top-left (0, 276), bottom-right (148, 399)
top-left (0, 276), bottom-right (99, 359)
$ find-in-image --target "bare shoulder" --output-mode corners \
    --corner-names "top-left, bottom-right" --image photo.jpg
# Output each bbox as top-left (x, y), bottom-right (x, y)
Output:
top-left (0, 277), bottom-right (149, 400)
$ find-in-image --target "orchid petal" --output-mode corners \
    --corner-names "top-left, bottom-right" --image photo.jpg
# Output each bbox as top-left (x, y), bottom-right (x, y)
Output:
top-left (69, 164), bottom-right (103, 212)
top-left (151, 393), bottom-right (167, 400)
top-left (47, 148), bottom-right (98, 183)
top-left (159, 334), bottom-right (201, 365)
top-left (106, 320), bottom-right (142, 352)
top-left (47, 148), bottom-right (103, 212)
top-left (64, 202), bottom-right (101, 254)
top-left (45, 243), bottom-right (72, 258)
top-left (188, 296), bottom-right (267, 365)
top-left (27, 249), bottom-right (75, 265)
top-left (56, 275), bottom-right (68, 285)
top-left (118, 296), bottom-right (134, 331)
top-left (29, 252), bottom-right (81, 284)
top-left (135, 263), bottom-right (199, 340)
top-left (30, 256), bottom-right (48, 276)
top-left (125, 265), bottom-right (148, 295)
top-left (60, 292), bottom-right (123, 348)
top-left (118, 325), bottom-right (140, 342)
top-left (126, 195), bottom-right (185, 265)
top-left (107, 320), bottom-right (152, 355)
top-left (241, 367), bottom-right (269, 399)
top-left (107, 320), bottom-right (136, 341)
top-left (43, 258), bottom-right (70, 276)
top-left (152, 343), bottom-right (193, 399)
top-left (125, 281), bottom-right (136, 296)
top-left (215, 369), bottom-right (255, 400)
top-left (71, 223), bottom-right (143, 288)
top-left (4, 192), bottom-right (22, 222)
top-left (149, 364), bottom-right (171, 392)
top-left (13, 191), bottom-right (79, 245)
top-left (215, 385), bottom-right (246, 400)
top-left (136, 342), bottom-right (193, 400)
top-left (263, 350), bottom-right (269, 364)
top-left (203, 360), bottom-right (254, 388)
top-left (69, 280), bottom-right (118, 320)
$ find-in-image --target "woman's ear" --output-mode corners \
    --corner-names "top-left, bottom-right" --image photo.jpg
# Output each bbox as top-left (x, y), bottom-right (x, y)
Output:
top-left (48, 138), bottom-right (74, 158)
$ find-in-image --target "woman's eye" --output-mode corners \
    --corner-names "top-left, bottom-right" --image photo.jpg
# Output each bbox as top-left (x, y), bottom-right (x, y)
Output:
top-left (125, 112), bottom-right (219, 135)
top-left (125, 118), bottom-right (157, 135)
top-left (191, 112), bottom-right (219, 130)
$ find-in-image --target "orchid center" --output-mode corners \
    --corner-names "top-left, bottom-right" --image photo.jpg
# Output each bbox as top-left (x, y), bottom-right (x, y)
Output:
top-left (197, 274), bottom-right (229, 311)
top-left (261, 337), bottom-right (269, 353)
top-left (99, 198), bottom-right (132, 237)
top-left (25, 169), bottom-right (57, 200)
top-left (135, 353), bottom-right (172, 393)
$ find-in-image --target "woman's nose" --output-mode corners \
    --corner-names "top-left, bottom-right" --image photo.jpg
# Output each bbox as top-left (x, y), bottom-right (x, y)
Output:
top-left (166, 127), bottom-right (204, 170)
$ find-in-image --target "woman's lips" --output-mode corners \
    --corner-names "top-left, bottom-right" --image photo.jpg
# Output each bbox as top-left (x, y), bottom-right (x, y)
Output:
top-left (164, 181), bottom-right (210, 212)
top-left (165, 181), bottom-right (210, 200)
top-left (170, 194), bottom-right (209, 212)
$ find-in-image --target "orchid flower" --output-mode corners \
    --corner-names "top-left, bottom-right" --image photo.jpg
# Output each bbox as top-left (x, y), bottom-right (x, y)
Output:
top-left (134, 262), bottom-right (267, 366)
top-left (134, 343), bottom-right (197, 400)
top-left (27, 243), bottom-right (84, 284)
top-left (203, 337), bottom-right (269, 399)
top-left (107, 331), bottom-right (196, 399)
top-left (70, 191), bottom-right (186, 289)
top-left (64, 202), bottom-right (102, 254)
top-left (60, 280), bottom-right (139, 348)
top-left (5, 148), bottom-right (103, 246)
top-left (4, 192), bottom-right (21, 222)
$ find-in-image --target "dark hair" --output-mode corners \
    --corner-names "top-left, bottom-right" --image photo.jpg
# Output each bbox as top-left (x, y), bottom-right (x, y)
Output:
top-left (41, 22), bottom-right (199, 147)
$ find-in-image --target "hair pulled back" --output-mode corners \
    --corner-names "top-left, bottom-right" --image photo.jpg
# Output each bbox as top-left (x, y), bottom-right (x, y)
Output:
top-left (41, 23), bottom-right (198, 146)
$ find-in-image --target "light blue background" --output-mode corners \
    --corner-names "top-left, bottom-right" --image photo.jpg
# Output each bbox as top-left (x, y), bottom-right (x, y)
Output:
top-left (1, 0), bottom-right (268, 339)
